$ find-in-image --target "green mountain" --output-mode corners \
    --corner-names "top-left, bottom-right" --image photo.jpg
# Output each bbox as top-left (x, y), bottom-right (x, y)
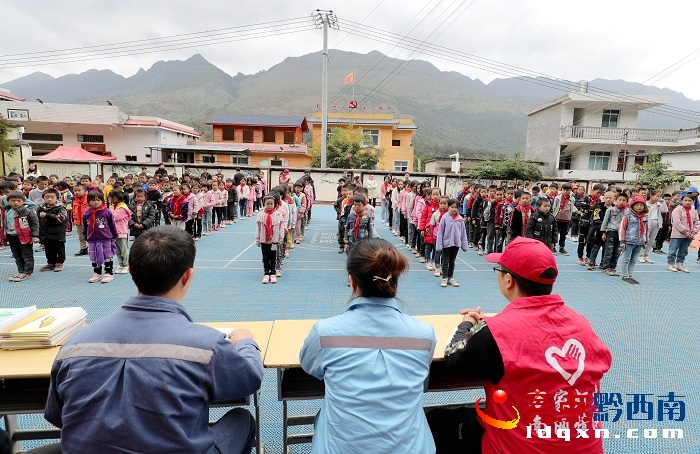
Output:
top-left (3, 51), bottom-right (700, 159)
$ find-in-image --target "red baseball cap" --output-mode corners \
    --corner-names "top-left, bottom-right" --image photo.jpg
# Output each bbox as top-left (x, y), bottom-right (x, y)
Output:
top-left (486, 237), bottom-right (558, 284)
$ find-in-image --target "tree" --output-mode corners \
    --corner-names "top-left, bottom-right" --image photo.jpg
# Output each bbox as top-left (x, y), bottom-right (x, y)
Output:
top-left (0, 117), bottom-right (15, 158)
top-left (309, 126), bottom-right (383, 169)
top-left (628, 150), bottom-right (686, 189)
top-left (468, 152), bottom-right (542, 181)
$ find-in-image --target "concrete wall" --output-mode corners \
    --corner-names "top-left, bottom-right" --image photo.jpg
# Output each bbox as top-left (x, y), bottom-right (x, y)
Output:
top-left (662, 152), bottom-right (700, 172)
top-left (562, 105), bottom-right (639, 128)
top-left (525, 103), bottom-right (562, 173)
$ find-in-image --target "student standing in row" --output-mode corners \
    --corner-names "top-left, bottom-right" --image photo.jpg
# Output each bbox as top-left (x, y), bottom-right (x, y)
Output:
top-left (436, 199), bottom-right (468, 288)
top-left (84, 191), bottom-right (118, 284)
top-left (618, 196), bottom-right (649, 284)
top-left (37, 189), bottom-right (68, 273)
top-left (667, 194), bottom-right (700, 272)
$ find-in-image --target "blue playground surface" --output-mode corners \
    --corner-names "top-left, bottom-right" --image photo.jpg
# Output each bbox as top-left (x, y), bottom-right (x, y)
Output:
top-left (1, 205), bottom-right (697, 453)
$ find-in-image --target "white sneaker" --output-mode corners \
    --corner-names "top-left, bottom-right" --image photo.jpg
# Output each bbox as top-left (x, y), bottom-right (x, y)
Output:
top-left (638, 256), bottom-right (646, 263)
top-left (434, 269), bottom-right (442, 277)
top-left (88, 273), bottom-right (102, 283)
top-left (117, 267), bottom-right (130, 274)
top-left (262, 275), bottom-right (270, 284)
top-left (666, 265), bottom-right (678, 272)
top-left (101, 274), bottom-right (114, 283)
top-left (270, 275), bottom-right (278, 283)
top-left (644, 256), bottom-right (654, 264)
top-left (276, 270), bottom-right (282, 277)
top-left (448, 278), bottom-right (460, 287)
top-left (478, 248), bottom-right (484, 256)
top-left (440, 278), bottom-right (448, 287)
top-left (426, 262), bottom-right (434, 271)
top-left (676, 264), bottom-right (690, 273)
top-left (419, 257), bottom-right (426, 263)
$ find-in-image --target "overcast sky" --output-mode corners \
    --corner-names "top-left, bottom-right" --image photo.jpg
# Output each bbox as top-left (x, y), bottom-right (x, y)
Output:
top-left (3, 0), bottom-right (700, 101)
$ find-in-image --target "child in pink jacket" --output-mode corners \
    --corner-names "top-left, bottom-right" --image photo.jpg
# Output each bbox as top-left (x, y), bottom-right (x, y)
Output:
top-left (109, 190), bottom-right (132, 274)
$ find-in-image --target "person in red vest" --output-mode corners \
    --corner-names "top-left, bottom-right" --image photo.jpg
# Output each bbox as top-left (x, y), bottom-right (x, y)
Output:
top-left (445, 236), bottom-right (612, 453)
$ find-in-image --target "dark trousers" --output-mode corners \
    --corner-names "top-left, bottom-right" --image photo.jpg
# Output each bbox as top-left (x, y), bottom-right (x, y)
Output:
top-left (472, 222), bottom-right (482, 248)
top-left (387, 201), bottom-right (393, 227)
top-left (43, 239), bottom-right (66, 265)
top-left (654, 224), bottom-right (670, 250)
top-left (193, 217), bottom-right (202, 238)
top-left (577, 222), bottom-right (590, 258)
top-left (8, 235), bottom-right (34, 274)
top-left (498, 227), bottom-right (507, 252)
top-left (441, 246), bottom-right (459, 278)
top-left (570, 216), bottom-right (580, 237)
top-left (161, 205), bottom-right (170, 225)
top-left (485, 222), bottom-right (497, 253)
top-left (260, 243), bottom-right (277, 275)
top-left (399, 215), bottom-right (408, 239)
top-left (556, 221), bottom-right (570, 248)
top-left (337, 220), bottom-right (345, 247)
top-left (185, 219), bottom-right (194, 236)
top-left (239, 199), bottom-right (247, 217)
top-left (601, 231), bottom-right (621, 270)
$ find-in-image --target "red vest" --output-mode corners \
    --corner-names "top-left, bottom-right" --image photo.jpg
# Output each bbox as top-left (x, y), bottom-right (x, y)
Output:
top-left (482, 294), bottom-right (612, 454)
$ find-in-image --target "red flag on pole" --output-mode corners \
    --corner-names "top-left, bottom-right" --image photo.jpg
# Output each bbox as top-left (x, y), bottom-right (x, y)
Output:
top-left (343, 71), bottom-right (354, 86)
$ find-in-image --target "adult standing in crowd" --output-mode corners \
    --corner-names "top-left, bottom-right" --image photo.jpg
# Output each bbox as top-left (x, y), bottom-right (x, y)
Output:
top-left (154, 163), bottom-right (167, 177)
top-left (25, 163), bottom-right (41, 178)
top-left (278, 169), bottom-right (290, 186)
top-left (200, 168), bottom-right (213, 181)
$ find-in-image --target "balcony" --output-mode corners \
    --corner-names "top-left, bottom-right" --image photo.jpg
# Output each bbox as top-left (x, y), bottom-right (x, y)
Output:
top-left (561, 126), bottom-right (700, 144)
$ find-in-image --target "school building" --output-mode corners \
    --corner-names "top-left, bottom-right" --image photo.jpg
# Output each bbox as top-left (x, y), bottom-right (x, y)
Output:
top-left (307, 112), bottom-right (417, 172)
top-left (0, 96), bottom-right (200, 175)
top-left (524, 82), bottom-right (700, 180)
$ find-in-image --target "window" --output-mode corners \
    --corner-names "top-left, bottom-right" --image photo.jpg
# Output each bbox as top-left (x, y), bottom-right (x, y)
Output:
top-left (21, 133), bottom-right (63, 141)
top-left (230, 155), bottom-right (249, 165)
top-left (222, 126), bottom-right (234, 141)
top-left (202, 155), bottom-right (216, 164)
top-left (271, 159), bottom-right (283, 166)
top-left (394, 160), bottom-right (409, 171)
top-left (601, 110), bottom-right (620, 128)
top-left (616, 151), bottom-right (627, 172)
top-left (362, 129), bottom-right (379, 147)
top-left (125, 155), bottom-right (138, 162)
top-left (392, 139), bottom-right (401, 146)
top-left (283, 131), bottom-right (295, 144)
top-left (558, 155), bottom-right (572, 170)
top-left (588, 151), bottom-right (611, 170)
top-left (242, 130), bottom-right (254, 142)
top-left (77, 134), bottom-right (104, 143)
top-left (326, 128), bottom-right (333, 141)
top-left (263, 127), bottom-right (275, 143)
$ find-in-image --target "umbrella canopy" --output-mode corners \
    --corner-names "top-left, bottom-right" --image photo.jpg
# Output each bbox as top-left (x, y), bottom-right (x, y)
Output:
top-left (34, 146), bottom-right (117, 161)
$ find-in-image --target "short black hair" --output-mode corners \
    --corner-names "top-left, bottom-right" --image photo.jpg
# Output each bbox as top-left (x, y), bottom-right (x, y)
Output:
top-left (42, 188), bottom-right (60, 199)
top-left (535, 197), bottom-right (550, 207)
top-left (501, 264), bottom-right (556, 297)
top-left (129, 226), bottom-right (196, 295)
top-left (36, 176), bottom-right (49, 182)
top-left (352, 194), bottom-right (367, 205)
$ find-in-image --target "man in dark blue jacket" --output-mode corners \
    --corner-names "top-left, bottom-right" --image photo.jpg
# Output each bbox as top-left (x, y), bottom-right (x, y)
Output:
top-left (45, 226), bottom-right (264, 454)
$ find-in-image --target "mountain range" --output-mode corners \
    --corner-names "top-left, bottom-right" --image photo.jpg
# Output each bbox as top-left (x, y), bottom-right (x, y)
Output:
top-left (3, 51), bottom-right (700, 159)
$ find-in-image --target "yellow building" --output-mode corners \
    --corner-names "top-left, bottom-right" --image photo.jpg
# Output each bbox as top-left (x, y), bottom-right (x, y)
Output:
top-left (308, 112), bottom-right (416, 172)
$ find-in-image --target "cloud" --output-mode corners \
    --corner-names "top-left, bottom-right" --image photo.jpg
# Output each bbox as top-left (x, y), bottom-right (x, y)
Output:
top-left (2, 0), bottom-right (700, 100)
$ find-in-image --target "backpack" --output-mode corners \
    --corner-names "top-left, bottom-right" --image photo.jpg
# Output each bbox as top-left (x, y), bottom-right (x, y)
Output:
top-left (425, 404), bottom-right (484, 453)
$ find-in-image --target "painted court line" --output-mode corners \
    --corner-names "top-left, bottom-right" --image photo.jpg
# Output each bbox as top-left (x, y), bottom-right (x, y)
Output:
top-left (223, 242), bottom-right (257, 268)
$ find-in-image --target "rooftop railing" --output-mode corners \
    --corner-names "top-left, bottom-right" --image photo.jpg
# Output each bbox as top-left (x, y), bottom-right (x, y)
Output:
top-left (561, 126), bottom-right (700, 143)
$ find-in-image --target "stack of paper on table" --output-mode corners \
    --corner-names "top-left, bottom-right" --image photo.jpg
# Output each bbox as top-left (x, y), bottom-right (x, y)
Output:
top-left (0, 306), bottom-right (37, 331)
top-left (1, 307), bottom-right (86, 350)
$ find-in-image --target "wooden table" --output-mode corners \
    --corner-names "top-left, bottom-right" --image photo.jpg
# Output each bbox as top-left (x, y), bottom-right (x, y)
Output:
top-left (264, 314), bottom-right (493, 451)
top-left (0, 320), bottom-right (273, 454)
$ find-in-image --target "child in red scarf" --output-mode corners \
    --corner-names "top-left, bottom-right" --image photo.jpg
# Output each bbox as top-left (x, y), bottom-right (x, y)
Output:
top-left (166, 185), bottom-right (189, 231)
top-left (618, 196), bottom-right (649, 284)
top-left (83, 191), bottom-right (118, 283)
top-left (344, 195), bottom-right (373, 252)
top-left (255, 194), bottom-right (284, 284)
top-left (429, 196), bottom-right (449, 277)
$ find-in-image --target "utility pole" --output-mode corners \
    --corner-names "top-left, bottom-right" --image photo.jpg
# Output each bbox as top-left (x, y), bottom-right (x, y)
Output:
top-left (312, 10), bottom-right (338, 169)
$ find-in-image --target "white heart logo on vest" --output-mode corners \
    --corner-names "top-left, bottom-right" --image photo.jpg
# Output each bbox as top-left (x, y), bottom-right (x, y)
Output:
top-left (545, 339), bottom-right (585, 386)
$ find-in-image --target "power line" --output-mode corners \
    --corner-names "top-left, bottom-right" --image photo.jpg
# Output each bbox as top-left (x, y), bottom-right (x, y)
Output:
top-left (0, 17), bottom-right (311, 60)
top-left (337, 19), bottom-right (700, 124)
top-left (0, 19), bottom-right (316, 70)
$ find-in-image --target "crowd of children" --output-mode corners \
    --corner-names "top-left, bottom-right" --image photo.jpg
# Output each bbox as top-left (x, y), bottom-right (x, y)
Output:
top-left (370, 176), bottom-right (700, 287)
top-left (0, 167), bottom-right (318, 285)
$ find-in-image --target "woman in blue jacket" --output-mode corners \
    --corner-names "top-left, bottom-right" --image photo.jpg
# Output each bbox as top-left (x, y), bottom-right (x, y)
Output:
top-left (300, 238), bottom-right (437, 453)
